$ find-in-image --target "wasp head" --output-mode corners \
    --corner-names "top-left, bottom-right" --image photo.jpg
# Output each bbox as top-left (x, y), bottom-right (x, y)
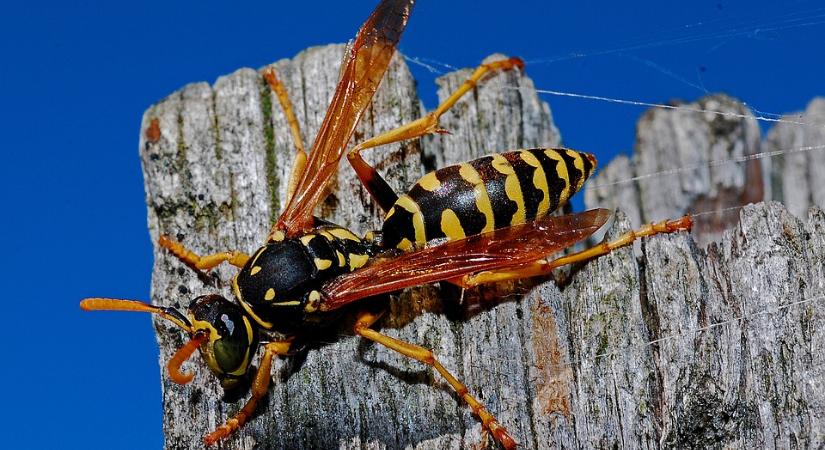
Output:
top-left (186, 294), bottom-right (259, 389)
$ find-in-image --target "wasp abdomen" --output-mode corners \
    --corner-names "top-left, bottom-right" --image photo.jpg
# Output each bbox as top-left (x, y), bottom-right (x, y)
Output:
top-left (381, 148), bottom-right (596, 250)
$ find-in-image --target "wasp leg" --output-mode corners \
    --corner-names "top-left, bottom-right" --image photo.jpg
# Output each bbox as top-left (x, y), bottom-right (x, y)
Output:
top-left (159, 235), bottom-right (249, 271)
top-left (262, 66), bottom-right (307, 205)
top-left (203, 339), bottom-right (293, 445)
top-left (347, 57), bottom-right (525, 212)
top-left (354, 309), bottom-right (517, 450)
top-left (460, 215), bottom-right (693, 287)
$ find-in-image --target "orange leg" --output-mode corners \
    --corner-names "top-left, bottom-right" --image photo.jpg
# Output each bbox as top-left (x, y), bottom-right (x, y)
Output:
top-left (347, 57), bottom-right (525, 212)
top-left (262, 66), bottom-right (307, 206)
top-left (354, 310), bottom-right (517, 450)
top-left (460, 215), bottom-right (693, 287)
top-left (203, 339), bottom-right (293, 445)
top-left (158, 235), bottom-right (249, 272)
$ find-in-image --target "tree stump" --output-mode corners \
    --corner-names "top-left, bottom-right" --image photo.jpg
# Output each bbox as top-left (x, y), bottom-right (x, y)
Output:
top-left (140, 44), bottom-right (825, 449)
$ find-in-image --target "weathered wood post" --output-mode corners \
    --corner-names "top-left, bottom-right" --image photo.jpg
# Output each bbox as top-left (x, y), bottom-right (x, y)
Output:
top-left (140, 45), bottom-right (825, 449)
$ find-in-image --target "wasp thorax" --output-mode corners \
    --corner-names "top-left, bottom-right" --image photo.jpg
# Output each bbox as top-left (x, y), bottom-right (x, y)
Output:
top-left (236, 241), bottom-right (315, 306)
top-left (188, 295), bottom-right (258, 389)
top-left (232, 241), bottom-right (320, 332)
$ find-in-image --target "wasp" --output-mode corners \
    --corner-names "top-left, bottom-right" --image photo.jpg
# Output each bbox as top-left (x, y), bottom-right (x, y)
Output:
top-left (81, 0), bottom-right (692, 448)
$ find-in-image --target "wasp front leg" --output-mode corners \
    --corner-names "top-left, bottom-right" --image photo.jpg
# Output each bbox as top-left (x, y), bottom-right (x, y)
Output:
top-left (203, 339), bottom-right (293, 445)
top-left (347, 57), bottom-right (525, 212)
top-left (158, 235), bottom-right (249, 272)
top-left (354, 309), bottom-right (517, 450)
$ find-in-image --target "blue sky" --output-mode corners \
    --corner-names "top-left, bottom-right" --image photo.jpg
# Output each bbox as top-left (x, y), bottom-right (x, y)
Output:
top-left (2, 1), bottom-right (823, 448)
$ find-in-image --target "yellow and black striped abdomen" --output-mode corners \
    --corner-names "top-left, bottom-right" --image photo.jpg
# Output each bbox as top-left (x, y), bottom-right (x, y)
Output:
top-left (381, 148), bottom-right (597, 250)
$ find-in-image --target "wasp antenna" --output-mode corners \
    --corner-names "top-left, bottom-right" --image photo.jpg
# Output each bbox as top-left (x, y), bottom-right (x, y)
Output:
top-left (168, 332), bottom-right (208, 385)
top-left (80, 298), bottom-right (193, 333)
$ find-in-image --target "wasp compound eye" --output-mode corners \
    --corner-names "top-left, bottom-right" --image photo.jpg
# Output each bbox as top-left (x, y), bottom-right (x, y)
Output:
top-left (188, 295), bottom-right (259, 382)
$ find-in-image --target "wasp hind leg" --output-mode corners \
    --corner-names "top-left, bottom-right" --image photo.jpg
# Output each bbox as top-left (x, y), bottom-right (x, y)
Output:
top-left (457, 216), bottom-right (694, 287)
top-left (354, 309), bottom-right (518, 450)
top-left (347, 57), bottom-right (525, 212)
top-left (158, 235), bottom-right (250, 272)
top-left (203, 339), bottom-right (293, 445)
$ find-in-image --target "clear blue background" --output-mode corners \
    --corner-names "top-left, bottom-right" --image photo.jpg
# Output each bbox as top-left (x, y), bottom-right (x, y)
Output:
top-left (2, 1), bottom-right (822, 448)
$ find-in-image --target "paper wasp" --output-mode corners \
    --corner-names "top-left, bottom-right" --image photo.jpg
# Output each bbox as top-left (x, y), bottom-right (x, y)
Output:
top-left (81, 0), bottom-right (692, 448)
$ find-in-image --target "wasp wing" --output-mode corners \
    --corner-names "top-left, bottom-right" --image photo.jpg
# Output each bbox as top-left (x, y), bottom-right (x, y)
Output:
top-left (275, 0), bottom-right (415, 235)
top-left (320, 209), bottom-right (611, 310)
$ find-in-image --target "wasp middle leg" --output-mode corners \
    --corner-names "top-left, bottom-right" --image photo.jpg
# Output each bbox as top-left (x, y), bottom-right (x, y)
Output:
top-left (159, 235), bottom-right (250, 272)
top-left (354, 309), bottom-right (518, 450)
top-left (347, 57), bottom-right (525, 212)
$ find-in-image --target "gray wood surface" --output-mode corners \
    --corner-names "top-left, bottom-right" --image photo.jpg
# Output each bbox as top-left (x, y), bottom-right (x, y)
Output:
top-left (140, 44), bottom-right (825, 449)
top-left (763, 98), bottom-right (825, 219)
top-left (584, 94), bottom-right (765, 248)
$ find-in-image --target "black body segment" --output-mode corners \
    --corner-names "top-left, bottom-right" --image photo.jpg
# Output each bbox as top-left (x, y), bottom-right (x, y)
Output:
top-left (381, 148), bottom-right (597, 250)
top-left (233, 223), bottom-right (379, 333)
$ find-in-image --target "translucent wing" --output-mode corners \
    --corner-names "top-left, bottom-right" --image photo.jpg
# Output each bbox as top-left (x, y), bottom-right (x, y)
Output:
top-left (276, 0), bottom-right (415, 235)
top-left (320, 209), bottom-right (611, 310)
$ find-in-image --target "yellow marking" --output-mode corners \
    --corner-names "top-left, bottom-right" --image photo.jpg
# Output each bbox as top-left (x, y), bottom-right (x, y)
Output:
top-left (458, 163), bottom-right (482, 184)
top-left (314, 258), bottom-right (332, 270)
top-left (504, 174), bottom-right (526, 225)
top-left (475, 187), bottom-right (495, 232)
top-left (272, 300), bottom-right (302, 306)
top-left (250, 266), bottom-right (262, 275)
top-left (521, 151), bottom-right (550, 217)
top-left (299, 234), bottom-right (315, 246)
top-left (491, 154), bottom-right (515, 175)
top-left (304, 290), bottom-right (321, 313)
top-left (384, 207), bottom-right (396, 221)
top-left (227, 315), bottom-right (256, 375)
top-left (397, 237), bottom-right (413, 251)
top-left (233, 277), bottom-right (273, 329)
top-left (242, 316), bottom-right (254, 346)
top-left (248, 247), bottom-right (266, 268)
top-left (364, 230), bottom-right (376, 242)
top-left (336, 251), bottom-right (346, 267)
top-left (349, 253), bottom-right (370, 270)
top-left (190, 318), bottom-right (220, 342)
top-left (492, 154), bottom-right (525, 225)
top-left (264, 288), bottom-right (276, 301)
top-left (190, 318), bottom-right (223, 374)
top-left (319, 230), bottom-right (335, 241)
top-left (440, 209), bottom-right (466, 239)
top-left (459, 163), bottom-right (494, 232)
top-left (566, 149), bottom-right (587, 191)
top-left (395, 195), bottom-right (426, 244)
top-left (395, 195), bottom-right (418, 213)
top-left (418, 172), bottom-right (441, 191)
top-left (327, 227), bottom-right (360, 242)
top-left (270, 230), bottom-right (285, 242)
top-left (520, 150), bottom-right (540, 166)
top-left (544, 149), bottom-right (571, 205)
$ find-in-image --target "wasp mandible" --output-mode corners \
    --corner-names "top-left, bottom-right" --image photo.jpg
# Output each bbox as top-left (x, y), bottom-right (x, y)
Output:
top-left (81, 0), bottom-right (692, 448)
